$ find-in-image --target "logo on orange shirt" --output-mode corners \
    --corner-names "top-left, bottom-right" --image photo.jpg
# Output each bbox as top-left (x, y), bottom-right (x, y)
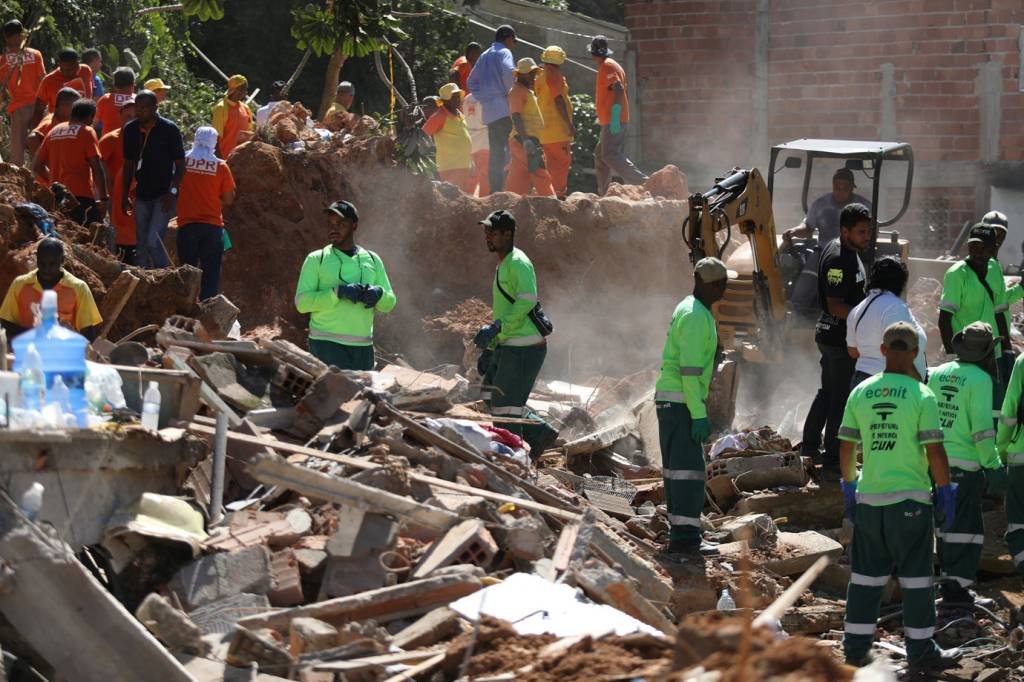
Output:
top-left (49, 124), bottom-right (83, 140)
top-left (5, 51), bottom-right (38, 66)
top-left (185, 157), bottom-right (219, 175)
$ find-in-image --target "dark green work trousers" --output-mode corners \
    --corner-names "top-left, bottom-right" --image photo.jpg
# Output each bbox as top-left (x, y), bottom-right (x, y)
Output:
top-left (937, 467), bottom-right (985, 588)
top-left (1006, 464), bottom-right (1024, 571)
top-left (308, 339), bottom-right (375, 371)
top-left (482, 344), bottom-right (557, 455)
top-left (844, 500), bottom-right (941, 665)
top-left (656, 401), bottom-right (705, 546)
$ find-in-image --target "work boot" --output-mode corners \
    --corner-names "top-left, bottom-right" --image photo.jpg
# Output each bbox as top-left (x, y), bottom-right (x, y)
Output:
top-left (843, 652), bottom-right (874, 668)
top-left (908, 647), bottom-right (962, 673)
top-left (939, 581), bottom-right (995, 609)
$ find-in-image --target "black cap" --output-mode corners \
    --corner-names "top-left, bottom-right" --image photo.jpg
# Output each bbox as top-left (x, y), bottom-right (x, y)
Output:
top-left (967, 222), bottom-right (997, 246)
top-left (325, 200), bottom-right (358, 222)
top-left (833, 168), bottom-right (856, 186)
top-left (869, 255), bottom-right (907, 279)
top-left (589, 35), bottom-right (612, 57)
top-left (479, 210), bottom-right (516, 231)
top-left (3, 20), bottom-right (23, 37)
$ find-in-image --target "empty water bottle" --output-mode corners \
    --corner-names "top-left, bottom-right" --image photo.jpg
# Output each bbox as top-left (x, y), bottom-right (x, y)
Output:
top-left (18, 343), bottom-right (45, 410)
top-left (141, 381), bottom-right (161, 432)
top-left (20, 482), bottom-right (43, 521)
top-left (717, 588), bottom-right (736, 611)
top-left (50, 374), bottom-right (70, 411)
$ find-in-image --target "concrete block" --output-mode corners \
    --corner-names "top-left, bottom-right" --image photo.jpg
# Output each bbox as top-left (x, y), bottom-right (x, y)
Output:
top-left (717, 531), bottom-right (842, 577)
top-left (718, 513), bottom-right (776, 542)
top-left (168, 546), bottom-right (274, 610)
top-left (289, 617), bottom-right (338, 656)
top-left (192, 352), bottom-right (264, 412)
top-left (189, 593), bottom-right (271, 636)
top-left (326, 507), bottom-right (397, 558)
top-left (268, 550), bottom-right (304, 607)
top-left (227, 627), bottom-right (294, 672)
top-left (391, 607), bottom-right (463, 650)
top-left (291, 368), bottom-right (362, 433)
top-left (135, 593), bottom-right (210, 655)
top-left (197, 294), bottom-right (240, 339)
top-left (503, 516), bottom-right (549, 561)
top-left (779, 603), bottom-right (845, 635)
top-left (320, 553), bottom-right (389, 600)
top-left (573, 560), bottom-right (673, 633)
top-left (294, 548), bottom-right (327, 579)
top-left (732, 484), bottom-right (843, 528)
top-left (412, 519), bottom-right (498, 579)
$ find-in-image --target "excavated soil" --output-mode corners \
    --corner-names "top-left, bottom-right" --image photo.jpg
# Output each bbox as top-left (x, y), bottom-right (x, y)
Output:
top-left (221, 141), bottom-right (693, 377)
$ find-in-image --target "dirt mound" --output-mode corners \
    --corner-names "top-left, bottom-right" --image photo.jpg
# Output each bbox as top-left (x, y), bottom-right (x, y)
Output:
top-left (222, 142), bottom-right (692, 378)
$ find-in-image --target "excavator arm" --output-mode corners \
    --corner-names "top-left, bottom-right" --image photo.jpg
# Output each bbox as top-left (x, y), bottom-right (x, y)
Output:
top-left (683, 168), bottom-right (787, 363)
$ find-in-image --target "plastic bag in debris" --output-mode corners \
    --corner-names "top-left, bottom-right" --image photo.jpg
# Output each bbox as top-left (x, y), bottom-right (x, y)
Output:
top-left (425, 417), bottom-right (531, 467)
top-left (85, 360), bottom-right (127, 413)
top-left (709, 433), bottom-right (746, 460)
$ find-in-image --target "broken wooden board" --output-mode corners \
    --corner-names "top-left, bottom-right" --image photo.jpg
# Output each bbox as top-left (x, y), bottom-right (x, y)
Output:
top-left (717, 531), bottom-right (842, 576)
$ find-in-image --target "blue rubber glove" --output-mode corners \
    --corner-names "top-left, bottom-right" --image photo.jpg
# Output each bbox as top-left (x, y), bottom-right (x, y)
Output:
top-left (359, 285), bottom-right (384, 308)
top-left (840, 479), bottom-right (858, 522)
top-left (690, 416), bottom-right (711, 445)
top-left (473, 321), bottom-right (502, 349)
top-left (610, 104), bottom-right (622, 135)
top-left (336, 283), bottom-right (363, 302)
top-left (936, 483), bottom-right (958, 532)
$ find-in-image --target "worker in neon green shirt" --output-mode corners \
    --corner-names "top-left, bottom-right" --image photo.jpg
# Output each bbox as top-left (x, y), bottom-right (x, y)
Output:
top-left (294, 200), bottom-right (396, 370)
top-left (984, 211), bottom-right (1022, 387)
top-left (838, 322), bottom-right (961, 672)
top-left (996, 348), bottom-right (1024, 574)
top-left (654, 257), bottom-right (729, 558)
top-left (473, 210), bottom-right (557, 456)
top-left (927, 322), bottom-right (1000, 605)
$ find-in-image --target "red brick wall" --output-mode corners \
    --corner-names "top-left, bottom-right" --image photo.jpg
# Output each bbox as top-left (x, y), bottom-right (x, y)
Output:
top-left (625, 0), bottom-right (1024, 245)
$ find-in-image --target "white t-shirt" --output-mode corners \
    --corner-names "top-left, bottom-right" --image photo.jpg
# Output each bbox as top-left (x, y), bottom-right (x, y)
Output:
top-left (846, 289), bottom-right (928, 377)
top-left (462, 93), bottom-right (489, 154)
top-left (256, 100), bottom-right (283, 128)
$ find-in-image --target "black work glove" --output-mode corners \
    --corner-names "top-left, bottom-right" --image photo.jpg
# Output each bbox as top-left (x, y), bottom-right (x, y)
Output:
top-left (359, 285), bottom-right (384, 308)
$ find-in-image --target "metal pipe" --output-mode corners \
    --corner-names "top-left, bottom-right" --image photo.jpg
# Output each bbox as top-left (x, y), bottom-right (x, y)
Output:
top-left (211, 410), bottom-right (228, 525)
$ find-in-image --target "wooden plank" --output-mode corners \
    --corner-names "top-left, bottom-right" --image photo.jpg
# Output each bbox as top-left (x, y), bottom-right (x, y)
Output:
top-left (248, 454), bottom-right (460, 533)
top-left (186, 423), bottom-right (583, 522)
top-left (312, 649), bottom-right (443, 673)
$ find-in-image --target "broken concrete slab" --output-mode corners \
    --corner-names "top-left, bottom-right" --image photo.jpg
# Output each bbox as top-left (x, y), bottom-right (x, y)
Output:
top-left (411, 519), bottom-right (498, 579)
top-left (731, 484), bottom-right (843, 528)
top-left (563, 420), bottom-right (634, 457)
top-left (268, 550), bottom-right (304, 607)
top-left (192, 352), bottom-right (265, 412)
top-left (226, 626), bottom-right (294, 673)
top-left (320, 508), bottom-right (397, 599)
top-left (237, 571), bottom-right (483, 633)
top-left (503, 516), bottom-right (550, 562)
top-left (718, 513), bottom-right (777, 542)
top-left (0, 499), bottom-right (193, 681)
top-left (168, 545), bottom-right (274, 610)
top-left (718, 531), bottom-right (843, 577)
top-left (779, 603), bottom-right (845, 635)
top-left (391, 606), bottom-right (464, 650)
top-left (288, 369), bottom-right (362, 439)
top-left (197, 294), bottom-right (240, 340)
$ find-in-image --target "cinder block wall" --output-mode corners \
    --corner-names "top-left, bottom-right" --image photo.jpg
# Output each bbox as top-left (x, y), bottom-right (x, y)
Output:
top-left (625, 0), bottom-right (1024, 250)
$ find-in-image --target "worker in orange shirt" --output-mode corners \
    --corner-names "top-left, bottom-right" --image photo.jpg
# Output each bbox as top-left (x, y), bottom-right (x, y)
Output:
top-left (211, 74), bottom-right (253, 159)
top-left (32, 98), bottom-right (108, 225)
top-left (1, 20), bottom-right (46, 166)
top-left (98, 95), bottom-right (137, 263)
top-left (449, 42), bottom-right (481, 93)
top-left (506, 58), bottom-right (555, 197)
top-left (177, 126), bottom-right (237, 300)
top-left (94, 67), bottom-right (135, 137)
top-left (589, 35), bottom-right (646, 195)
top-left (32, 47), bottom-right (92, 126)
top-left (422, 83), bottom-right (474, 194)
top-left (27, 87), bottom-right (78, 158)
top-left (535, 46), bottom-right (575, 199)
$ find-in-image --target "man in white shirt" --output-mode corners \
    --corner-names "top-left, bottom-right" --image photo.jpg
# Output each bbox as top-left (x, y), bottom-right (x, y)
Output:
top-left (255, 81), bottom-right (287, 128)
top-left (847, 256), bottom-right (927, 386)
top-left (463, 92), bottom-right (490, 196)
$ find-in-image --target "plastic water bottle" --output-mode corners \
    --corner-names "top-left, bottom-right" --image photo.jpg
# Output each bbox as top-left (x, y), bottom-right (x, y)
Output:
top-left (12, 290), bottom-right (88, 425)
top-left (717, 588), bottom-right (736, 611)
top-left (141, 381), bottom-right (161, 432)
top-left (20, 482), bottom-right (43, 521)
top-left (18, 343), bottom-right (44, 410)
top-left (50, 375), bottom-right (70, 411)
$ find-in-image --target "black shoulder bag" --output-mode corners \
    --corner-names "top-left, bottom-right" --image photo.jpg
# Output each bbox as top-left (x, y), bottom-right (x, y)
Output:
top-left (494, 270), bottom-right (553, 337)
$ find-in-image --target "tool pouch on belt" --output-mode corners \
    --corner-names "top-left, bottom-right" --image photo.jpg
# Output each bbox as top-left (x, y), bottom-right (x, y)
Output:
top-left (495, 273), bottom-right (554, 337)
top-left (520, 136), bottom-right (545, 173)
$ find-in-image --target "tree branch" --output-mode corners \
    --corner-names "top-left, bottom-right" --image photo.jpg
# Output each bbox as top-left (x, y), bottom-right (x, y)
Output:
top-left (373, 49), bottom-right (408, 109)
top-left (135, 3), bottom-right (184, 17)
top-left (282, 48), bottom-right (312, 99)
top-left (388, 41), bottom-right (417, 105)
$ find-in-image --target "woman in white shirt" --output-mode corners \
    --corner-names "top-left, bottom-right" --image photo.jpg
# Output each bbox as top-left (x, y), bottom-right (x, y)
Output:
top-left (847, 256), bottom-right (927, 387)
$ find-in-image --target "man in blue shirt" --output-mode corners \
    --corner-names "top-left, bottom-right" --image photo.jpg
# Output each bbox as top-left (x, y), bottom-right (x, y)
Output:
top-left (784, 168), bottom-right (872, 246)
top-left (122, 89), bottom-right (185, 268)
top-left (467, 25), bottom-right (516, 195)
top-left (82, 48), bottom-right (104, 98)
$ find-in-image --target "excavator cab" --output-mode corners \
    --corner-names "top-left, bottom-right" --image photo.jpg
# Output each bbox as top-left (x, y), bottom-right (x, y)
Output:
top-left (684, 140), bottom-right (916, 366)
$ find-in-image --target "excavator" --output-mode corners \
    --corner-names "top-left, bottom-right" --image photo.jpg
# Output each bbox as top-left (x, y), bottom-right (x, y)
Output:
top-left (684, 140), bottom-right (915, 367)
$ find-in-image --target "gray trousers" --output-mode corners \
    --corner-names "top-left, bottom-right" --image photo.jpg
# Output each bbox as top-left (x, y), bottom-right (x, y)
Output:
top-left (594, 124), bottom-right (647, 194)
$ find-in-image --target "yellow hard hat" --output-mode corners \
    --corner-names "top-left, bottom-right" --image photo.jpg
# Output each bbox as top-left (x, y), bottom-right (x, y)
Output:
top-left (438, 82), bottom-right (463, 101)
top-left (515, 57), bottom-right (541, 75)
top-left (143, 78), bottom-right (170, 91)
top-left (541, 46), bottom-right (566, 65)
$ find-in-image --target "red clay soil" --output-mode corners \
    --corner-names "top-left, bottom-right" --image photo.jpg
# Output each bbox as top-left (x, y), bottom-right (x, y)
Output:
top-left (221, 141), bottom-right (693, 377)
